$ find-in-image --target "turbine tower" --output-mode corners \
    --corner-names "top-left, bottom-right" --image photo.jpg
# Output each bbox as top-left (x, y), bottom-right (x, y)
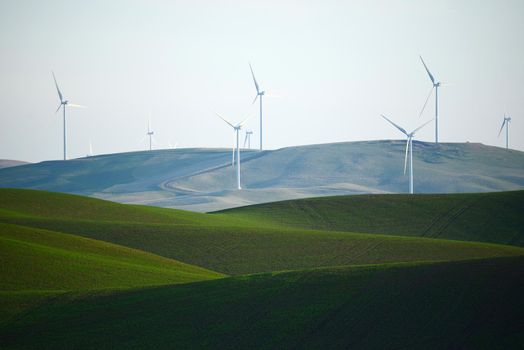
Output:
top-left (52, 72), bottom-right (86, 160)
top-left (217, 113), bottom-right (250, 190)
top-left (249, 63), bottom-right (265, 150)
top-left (419, 56), bottom-right (442, 143)
top-left (381, 115), bottom-right (433, 194)
top-left (244, 131), bottom-right (253, 149)
top-left (498, 115), bottom-right (512, 149)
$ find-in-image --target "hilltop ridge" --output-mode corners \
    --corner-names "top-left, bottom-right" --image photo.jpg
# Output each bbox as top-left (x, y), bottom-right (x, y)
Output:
top-left (0, 141), bottom-right (523, 212)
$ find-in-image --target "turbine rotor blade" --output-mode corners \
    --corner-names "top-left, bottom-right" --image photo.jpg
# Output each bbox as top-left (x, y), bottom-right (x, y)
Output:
top-left (232, 132), bottom-right (236, 165)
top-left (216, 112), bottom-right (235, 128)
top-left (411, 118), bottom-right (434, 135)
top-left (419, 55), bottom-right (436, 85)
top-left (52, 71), bottom-right (64, 102)
top-left (55, 103), bottom-right (62, 113)
top-left (252, 94), bottom-right (259, 105)
top-left (244, 133), bottom-right (248, 148)
top-left (249, 63), bottom-right (260, 94)
top-left (418, 86), bottom-right (434, 118)
top-left (237, 113), bottom-right (252, 128)
top-left (381, 114), bottom-right (408, 136)
top-left (263, 91), bottom-right (280, 98)
top-left (498, 119), bottom-right (507, 137)
top-left (404, 137), bottom-right (410, 175)
top-left (67, 103), bottom-right (86, 108)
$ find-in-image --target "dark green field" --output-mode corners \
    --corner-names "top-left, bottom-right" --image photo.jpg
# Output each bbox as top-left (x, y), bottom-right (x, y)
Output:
top-left (221, 190), bottom-right (524, 246)
top-left (1, 188), bottom-right (523, 348)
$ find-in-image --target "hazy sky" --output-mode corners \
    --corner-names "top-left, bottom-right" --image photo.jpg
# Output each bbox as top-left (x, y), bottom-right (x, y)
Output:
top-left (1, 0), bottom-right (523, 162)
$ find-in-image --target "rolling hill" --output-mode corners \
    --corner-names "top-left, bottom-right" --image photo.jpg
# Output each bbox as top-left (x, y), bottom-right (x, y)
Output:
top-left (0, 160), bottom-right (29, 170)
top-left (0, 141), bottom-right (523, 212)
top-left (221, 190), bottom-right (524, 246)
top-left (0, 190), bottom-right (227, 324)
top-left (1, 189), bottom-right (523, 348)
top-left (0, 223), bottom-right (223, 292)
top-left (1, 189), bottom-right (523, 276)
top-left (2, 257), bottom-right (523, 349)
top-left (0, 222), bottom-right (223, 324)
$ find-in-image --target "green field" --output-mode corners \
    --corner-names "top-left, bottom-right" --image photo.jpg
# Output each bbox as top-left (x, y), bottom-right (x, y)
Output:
top-left (221, 190), bottom-right (524, 246)
top-left (1, 188), bottom-right (523, 348)
top-left (2, 257), bottom-right (523, 349)
top-left (1, 189), bottom-right (522, 275)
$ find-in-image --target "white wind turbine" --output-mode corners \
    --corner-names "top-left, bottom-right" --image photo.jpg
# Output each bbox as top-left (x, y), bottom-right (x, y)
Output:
top-left (249, 63), bottom-right (266, 150)
top-left (244, 131), bottom-right (253, 149)
top-left (217, 113), bottom-right (251, 190)
top-left (145, 118), bottom-right (155, 151)
top-left (381, 115), bottom-right (433, 194)
top-left (419, 56), bottom-right (443, 143)
top-left (498, 115), bottom-right (512, 149)
top-left (52, 72), bottom-right (86, 160)
top-left (86, 139), bottom-right (93, 157)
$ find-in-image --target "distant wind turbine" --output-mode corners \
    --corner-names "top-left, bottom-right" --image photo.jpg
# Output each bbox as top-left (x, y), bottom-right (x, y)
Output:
top-left (244, 131), bottom-right (253, 149)
top-left (87, 139), bottom-right (93, 157)
top-left (419, 56), bottom-right (443, 144)
top-left (381, 115), bottom-right (433, 194)
top-left (217, 113), bottom-right (251, 190)
top-left (249, 63), bottom-right (266, 151)
top-left (146, 117), bottom-right (155, 151)
top-left (498, 115), bottom-right (512, 149)
top-left (52, 72), bottom-right (86, 160)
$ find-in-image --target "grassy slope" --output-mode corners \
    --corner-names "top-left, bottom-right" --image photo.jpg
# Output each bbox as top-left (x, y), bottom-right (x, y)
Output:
top-left (0, 222), bottom-right (224, 323)
top-left (0, 188), bottom-right (229, 225)
top-left (1, 189), bottom-right (523, 276)
top-left (220, 191), bottom-right (524, 246)
top-left (1, 256), bottom-right (523, 349)
top-left (0, 223), bottom-right (223, 291)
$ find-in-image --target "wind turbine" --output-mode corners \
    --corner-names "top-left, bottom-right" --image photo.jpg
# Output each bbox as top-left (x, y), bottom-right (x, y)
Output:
top-left (498, 115), bottom-right (512, 149)
top-left (419, 56), bottom-right (443, 143)
top-left (249, 63), bottom-right (265, 150)
top-left (52, 72), bottom-right (86, 160)
top-left (86, 139), bottom-right (93, 157)
top-left (146, 118), bottom-right (154, 151)
top-left (244, 131), bottom-right (253, 149)
top-left (381, 115), bottom-right (433, 194)
top-left (217, 113), bottom-right (251, 190)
